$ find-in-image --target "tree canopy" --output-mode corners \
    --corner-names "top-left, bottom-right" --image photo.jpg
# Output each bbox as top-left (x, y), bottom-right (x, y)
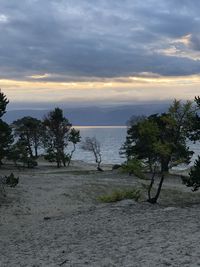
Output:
top-left (0, 90), bottom-right (9, 118)
top-left (43, 108), bottom-right (75, 167)
top-left (122, 99), bottom-right (197, 203)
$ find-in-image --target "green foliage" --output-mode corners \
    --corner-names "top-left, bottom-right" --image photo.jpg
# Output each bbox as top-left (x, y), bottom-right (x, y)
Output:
top-left (0, 90), bottom-right (9, 118)
top-left (68, 128), bottom-right (81, 166)
top-left (182, 156), bottom-right (200, 191)
top-left (0, 91), bottom-right (13, 166)
top-left (121, 159), bottom-right (146, 179)
top-left (98, 188), bottom-right (141, 203)
top-left (8, 140), bottom-right (37, 168)
top-left (122, 100), bottom-right (196, 173)
top-left (12, 116), bottom-right (43, 158)
top-left (190, 96), bottom-right (200, 141)
top-left (0, 119), bottom-right (13, 165)
top-left (43, 108), bottom-right (72, 167)
top-left (69, 128), bottom-right (81, 144)
top-left (43, 108), bottom-right (80, 167)
top-left (122, 99), bottom-right (197, 203)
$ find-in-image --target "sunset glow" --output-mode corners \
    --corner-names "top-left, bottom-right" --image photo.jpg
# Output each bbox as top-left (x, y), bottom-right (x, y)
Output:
top-left (0, 1), bottom-right (199, 108)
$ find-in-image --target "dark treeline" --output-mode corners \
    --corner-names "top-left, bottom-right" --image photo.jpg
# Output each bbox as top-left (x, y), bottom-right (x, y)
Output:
top-left (1, 90), bottom-right (200, 203)
top-left (0, 91), bottom-right (81, 168)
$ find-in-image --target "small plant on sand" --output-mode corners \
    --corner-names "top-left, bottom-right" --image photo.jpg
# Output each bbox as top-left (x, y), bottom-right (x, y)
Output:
top-left (98, 188), bottom-right (141, 203)
top-left (5, 173), bottom-right (19, 187)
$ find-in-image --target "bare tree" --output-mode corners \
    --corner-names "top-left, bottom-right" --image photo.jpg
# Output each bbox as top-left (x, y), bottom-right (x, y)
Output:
top-left (81, 137), bottom-right (103, 171)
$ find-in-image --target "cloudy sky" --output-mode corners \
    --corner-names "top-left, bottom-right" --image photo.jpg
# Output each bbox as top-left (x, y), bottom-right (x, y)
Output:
top-left (0, 0), bottom-right (200, 108)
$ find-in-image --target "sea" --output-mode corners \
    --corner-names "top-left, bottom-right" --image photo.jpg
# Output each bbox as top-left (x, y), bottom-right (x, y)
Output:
top-left (70, 126), bottom-right (200, 167)
top-left (71, 126), bottom-right (127, 164)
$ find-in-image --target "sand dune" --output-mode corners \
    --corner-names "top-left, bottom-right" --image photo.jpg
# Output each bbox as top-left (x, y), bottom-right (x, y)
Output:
top-left (0, 162), bottom-right (200, 266)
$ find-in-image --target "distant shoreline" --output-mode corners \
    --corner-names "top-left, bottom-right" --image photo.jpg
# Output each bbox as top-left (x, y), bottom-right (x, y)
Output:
top-left (74, 125), bottom-right (127, 128)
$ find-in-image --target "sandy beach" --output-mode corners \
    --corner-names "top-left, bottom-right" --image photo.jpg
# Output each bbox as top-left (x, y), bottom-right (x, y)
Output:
top-left (1, 161), bottom-right (200, 267)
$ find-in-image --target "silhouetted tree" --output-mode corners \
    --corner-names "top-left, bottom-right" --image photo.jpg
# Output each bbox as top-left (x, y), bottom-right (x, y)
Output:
top-left (8, 138), bottom-right (37, 168)
top-left (81, 137), bottom-right (103, 171)
top-left (12, 116), bottom-right (43, 158)
top-left (0, 90), bottom-right (9, 118)
top-left (0, 120), bottom-right (13, 166)
top-left (0, 90), bottom-right (13, 166)
top-left (43, 108), bottom-right (73, 167)
top-left (67, 128), bottom-right (81, 166)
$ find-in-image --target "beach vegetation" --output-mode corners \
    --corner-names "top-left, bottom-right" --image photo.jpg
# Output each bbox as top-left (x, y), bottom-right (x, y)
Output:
top-left (122, 99), bottom-right (198, 203)
top-left (67, 128), bottom-right (81, 166)
top-left (43, 108), bottom-right (80, 168)
top-left (81, 137), bottom-right (103, 171)
top-left (98, 188), bottom-right (141, 203)
top-left (121, 159), bottom-right (146, 179)
top-left (12, 116), bottom-right (43, 158)
top-left (0, 91), bottom-right (13, 167)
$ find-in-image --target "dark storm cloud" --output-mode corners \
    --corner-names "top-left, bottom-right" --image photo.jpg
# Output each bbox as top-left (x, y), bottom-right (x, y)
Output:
top-left (0, 0), bottom-right (200, 81)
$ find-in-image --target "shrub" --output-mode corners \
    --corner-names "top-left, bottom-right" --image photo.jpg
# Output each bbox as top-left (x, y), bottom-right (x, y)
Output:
top-left (121, 159), bottom-right (146, 179)
top-left (98, 188), bottom-right (141, 203)
top-left (5, 173), bottom-right (19, 187)
top-left (0, 173), bottom-right (19, 198)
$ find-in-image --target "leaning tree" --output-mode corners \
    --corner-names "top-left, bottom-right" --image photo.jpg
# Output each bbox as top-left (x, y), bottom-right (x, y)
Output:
top-left (122, 99), bottom-right (197, 203)
top-left (81, 137), bottom-right (103, 171)
top-left (67, 128), bottom-right (81, 166)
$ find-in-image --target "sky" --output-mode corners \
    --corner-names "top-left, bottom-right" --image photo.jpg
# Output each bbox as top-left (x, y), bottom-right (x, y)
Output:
top-left (0, 0), bottom-right (200, 109)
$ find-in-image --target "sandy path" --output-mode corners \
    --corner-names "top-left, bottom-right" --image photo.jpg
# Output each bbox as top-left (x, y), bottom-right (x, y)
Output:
top-left (0, 164), bottom-right (200, 266)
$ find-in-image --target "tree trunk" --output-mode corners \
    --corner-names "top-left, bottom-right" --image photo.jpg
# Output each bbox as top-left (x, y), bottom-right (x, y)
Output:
top-left (147, 173), bottom-right (165, 204)
top-left (161, 158), bottom-right (170, 172)
top-left (68, 144), bottom-right (75, 166)
top-left (153, 173), bottom-right (165, 202)
top-left (148, 171), bottom-right (156, 200)
top-left (34, 145), bottom-right (38, 158)
top-left (57, 161), bottom-right (60, 168)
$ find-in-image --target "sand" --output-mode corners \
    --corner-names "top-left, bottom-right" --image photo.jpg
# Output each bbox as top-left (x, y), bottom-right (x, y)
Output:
top-left (0, 161), bottom-right (200, 267)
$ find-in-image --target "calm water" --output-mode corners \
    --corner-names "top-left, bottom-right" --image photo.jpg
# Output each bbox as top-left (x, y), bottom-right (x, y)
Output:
top-left (72, 126), bottom-right (127, 164)
top-left (71, 126), bottom-right (200, 167)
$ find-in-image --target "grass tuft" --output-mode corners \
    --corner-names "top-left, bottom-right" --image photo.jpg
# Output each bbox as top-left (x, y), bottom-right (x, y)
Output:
top-left (98, 188), bottom-right (141, 203)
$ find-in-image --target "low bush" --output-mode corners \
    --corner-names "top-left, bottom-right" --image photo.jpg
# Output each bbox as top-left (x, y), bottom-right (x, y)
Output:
top-left (5, 173), bottom-right (19, 187)
top-left (0, 173), bottom-right (19, 198)
top-left (98, 188), bottom-right (141, 203)
top-left (121, 159), bottom-right (146, 179)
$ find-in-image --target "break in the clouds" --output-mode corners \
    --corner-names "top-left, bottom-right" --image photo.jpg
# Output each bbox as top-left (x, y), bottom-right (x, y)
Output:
top-left (0, 0), bottom-right (200, 106)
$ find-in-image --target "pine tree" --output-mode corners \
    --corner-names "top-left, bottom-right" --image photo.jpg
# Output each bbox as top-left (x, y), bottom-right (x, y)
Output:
top-left (0, 90), bottom-right (9, 118)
